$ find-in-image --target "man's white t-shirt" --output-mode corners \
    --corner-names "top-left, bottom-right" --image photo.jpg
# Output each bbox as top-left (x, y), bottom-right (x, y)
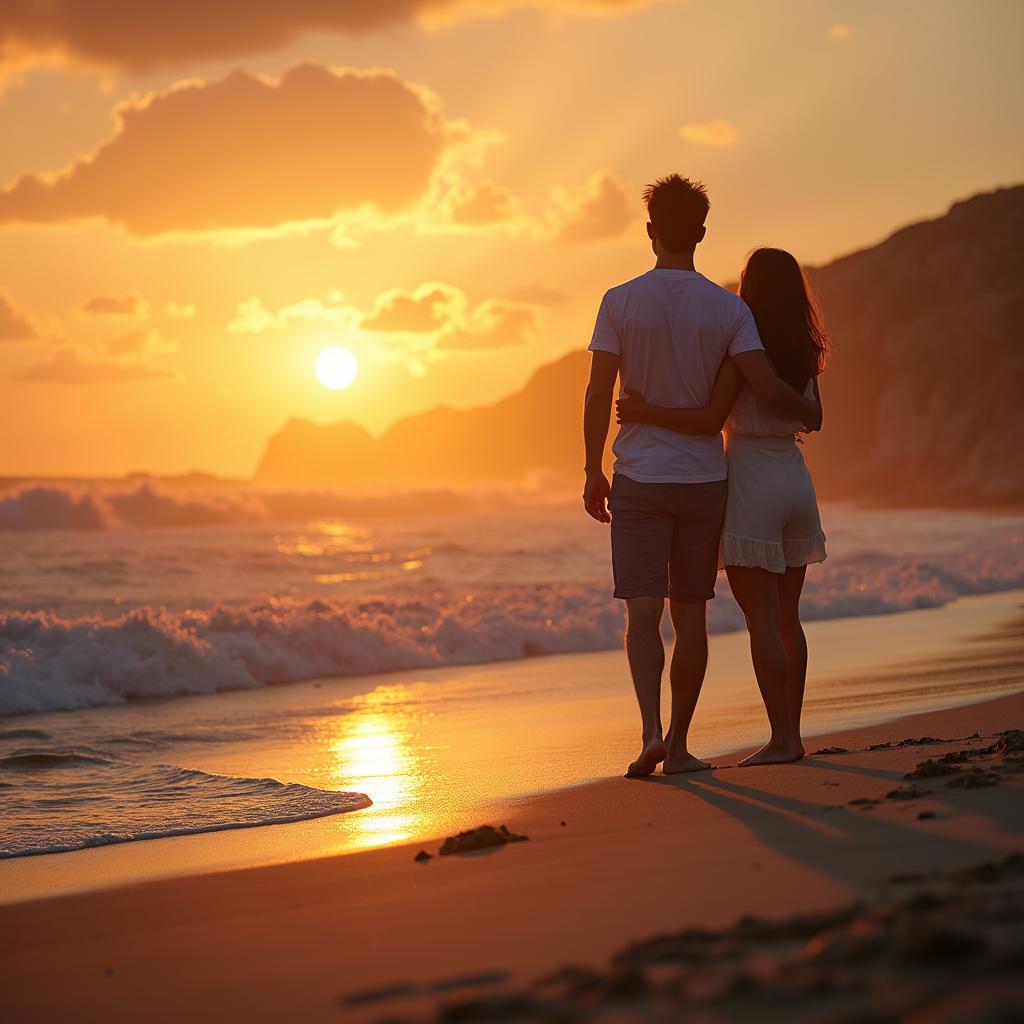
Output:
top-left (588, 269), bottom-right (764, 484)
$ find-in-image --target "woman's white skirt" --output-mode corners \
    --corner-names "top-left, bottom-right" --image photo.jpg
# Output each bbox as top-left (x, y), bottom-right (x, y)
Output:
top-left (721, 434), bottom-right (827, 574)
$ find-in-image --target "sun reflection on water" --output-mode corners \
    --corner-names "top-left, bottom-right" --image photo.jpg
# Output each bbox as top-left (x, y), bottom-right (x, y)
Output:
top-left (274, 519), bottom-right (428, 585)
top-left (274, 520), bottom-right (372, 558)
top-left (326, 686), bottom-right (430, 849)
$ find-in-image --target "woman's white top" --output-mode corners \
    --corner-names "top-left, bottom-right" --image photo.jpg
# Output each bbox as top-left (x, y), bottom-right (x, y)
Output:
top-left (725, 377), bottom-right (815, 438)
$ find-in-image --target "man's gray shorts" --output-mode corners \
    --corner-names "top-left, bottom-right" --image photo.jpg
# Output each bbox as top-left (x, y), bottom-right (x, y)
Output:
top-left (607, 473), bottom-right (727, 603)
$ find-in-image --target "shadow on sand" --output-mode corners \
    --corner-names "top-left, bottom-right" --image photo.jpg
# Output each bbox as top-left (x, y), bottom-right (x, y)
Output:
top-left (637, 765), bottom-right (1016, 888)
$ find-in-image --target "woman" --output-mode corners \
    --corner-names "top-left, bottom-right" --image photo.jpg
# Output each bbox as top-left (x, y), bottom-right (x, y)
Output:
top-left (616, 247), bottom-right (829, 766)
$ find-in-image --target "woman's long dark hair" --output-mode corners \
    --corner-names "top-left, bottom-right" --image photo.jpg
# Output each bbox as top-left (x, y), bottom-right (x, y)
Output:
top-left (739, 248), bottom-right (830, 392)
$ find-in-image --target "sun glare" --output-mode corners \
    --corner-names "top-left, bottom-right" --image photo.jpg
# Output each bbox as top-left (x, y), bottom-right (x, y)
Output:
top-left (315, 346), bottom-right (357, 390)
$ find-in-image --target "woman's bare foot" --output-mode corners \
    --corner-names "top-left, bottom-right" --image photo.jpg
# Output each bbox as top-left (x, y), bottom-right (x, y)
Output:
top-left (625, 737), bottom-right (668, 778)
top-left (738, 739), bottom-right (804, 767)
top-left (662, 751), bottom-right (713, 774)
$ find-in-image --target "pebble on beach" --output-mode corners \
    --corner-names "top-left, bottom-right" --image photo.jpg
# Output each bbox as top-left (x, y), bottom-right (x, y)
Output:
top-left (439, 825), bottom-right (528, 856)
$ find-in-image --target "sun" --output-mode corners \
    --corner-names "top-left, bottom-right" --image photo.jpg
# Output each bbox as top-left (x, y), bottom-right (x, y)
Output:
top-left (315, 346), bottom-right (357, 390)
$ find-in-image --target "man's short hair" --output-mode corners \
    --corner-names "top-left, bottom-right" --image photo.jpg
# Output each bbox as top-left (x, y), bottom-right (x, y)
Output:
top-left (642, 174), bottom-right (710, 253)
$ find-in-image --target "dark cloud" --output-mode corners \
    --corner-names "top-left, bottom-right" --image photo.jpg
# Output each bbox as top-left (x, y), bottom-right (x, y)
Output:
top-left (0, 2), bottom-right (658, 73)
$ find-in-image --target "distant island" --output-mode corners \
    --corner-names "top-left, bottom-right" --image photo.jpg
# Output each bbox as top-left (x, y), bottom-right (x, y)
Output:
top-left (255, 186), bottom-right (1024, 506)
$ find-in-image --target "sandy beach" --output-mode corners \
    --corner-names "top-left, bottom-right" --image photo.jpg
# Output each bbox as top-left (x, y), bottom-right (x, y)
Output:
top-left (3, 609), bottom-right (1022, 1023)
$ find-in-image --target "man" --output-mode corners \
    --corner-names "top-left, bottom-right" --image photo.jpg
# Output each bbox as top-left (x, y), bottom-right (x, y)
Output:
top-left (582, 174), bottom-right (818, 778)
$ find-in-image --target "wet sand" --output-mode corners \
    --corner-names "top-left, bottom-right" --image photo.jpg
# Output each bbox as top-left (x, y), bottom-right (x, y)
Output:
top-left (2, 686), bottom-right (1022, 1023)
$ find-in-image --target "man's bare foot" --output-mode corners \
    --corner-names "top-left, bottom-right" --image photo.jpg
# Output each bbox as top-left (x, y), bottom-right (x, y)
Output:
top-left (738, 739), bottom-right (804, 767)
top-left (625, 737), bottom-right (668, 778)
top-left (662, 751), bottom-right (713, 774)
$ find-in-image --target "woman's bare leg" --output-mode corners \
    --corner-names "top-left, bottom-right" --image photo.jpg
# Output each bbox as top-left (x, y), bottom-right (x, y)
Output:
top-left (726, 564), bottom-right (802, 766)
top-left (778, 565), bottom-right (808, 757)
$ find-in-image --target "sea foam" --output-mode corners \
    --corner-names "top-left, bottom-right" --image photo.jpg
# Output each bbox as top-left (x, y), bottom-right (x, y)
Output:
top-left (0, 750), bottom-right (370, 859)
top-left (3, 539), bottom-right (1024, 716)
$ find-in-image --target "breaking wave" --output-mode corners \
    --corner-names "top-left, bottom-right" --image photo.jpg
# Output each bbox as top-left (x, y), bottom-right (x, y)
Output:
top-left (0, 482), bottom-right (268, 531)
top-left (0, 480), bottom-right (521, 531)
top-left (3, 540), bottom-right (1024, 716)
top-left (0, 585), bottom-right (624, 715)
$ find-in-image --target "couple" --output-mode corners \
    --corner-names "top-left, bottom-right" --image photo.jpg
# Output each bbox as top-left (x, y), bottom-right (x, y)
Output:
top-left (582, 173), bottom-right (829, 777)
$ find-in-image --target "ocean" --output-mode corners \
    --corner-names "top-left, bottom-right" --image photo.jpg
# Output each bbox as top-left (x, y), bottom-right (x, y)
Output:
top-left (1, 480), bottom-right (1022, 861)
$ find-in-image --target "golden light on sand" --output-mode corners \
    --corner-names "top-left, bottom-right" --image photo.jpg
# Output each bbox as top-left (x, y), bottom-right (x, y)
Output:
top-left (315, 346), bottom-right (357, 390)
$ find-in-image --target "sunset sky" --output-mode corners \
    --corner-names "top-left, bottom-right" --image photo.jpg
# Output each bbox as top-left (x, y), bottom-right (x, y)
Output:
top-left (2, 0), bottom-right (1021, 478)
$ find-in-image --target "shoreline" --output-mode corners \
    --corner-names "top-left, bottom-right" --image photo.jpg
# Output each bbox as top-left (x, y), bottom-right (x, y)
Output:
top-left (1, 588), bottom-right (1022, 904)
top-left (13, 685), bottom-right (1024, 882)
top-left (2, 690), bottom-right (1022, 1022)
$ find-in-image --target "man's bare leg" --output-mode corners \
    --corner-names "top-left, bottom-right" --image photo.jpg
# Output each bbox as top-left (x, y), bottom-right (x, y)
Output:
top-left (663, 599), bottom-right (713, 773)
top-left (623, 596), bottom-right (668, 777)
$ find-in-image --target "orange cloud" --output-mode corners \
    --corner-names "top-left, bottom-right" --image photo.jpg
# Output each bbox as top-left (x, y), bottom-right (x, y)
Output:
top-left (436, 299), bottom-right (540, 349)
top-left (411, 171), bottom-right (535, 238)
top-left (0, 288), bottom-right (40, 339)
top-left (546, 170), bottom-right (636, 243)
top-left (81, 293), bottom-right (149, 317)
top-left (362, 284), bottom-right (461, 332)
top-left (0, 2), bottom-right (671, 75)
top-left (164, 301), bottom-right (197, 319)
top-left (358, 285), bottom-right (541, 350)
top-left (679, 119), bottom-right (737, 146)
top-left (502, 283), bottom-right (569, 306)
top-left (227, 295), bottom-right (353, 334)
top-left (442, 179), bottom-right (521, 226)
top-left (14, 346), bottom-right (177, 383)
top-left (829, 24), bottom-right (854, 39)
top-left (222, 283), bottom-right (542, 360)
top-left (105, 328), bottom-right (175, 357)
top-left (0, 63), bottom-right (464, 237)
